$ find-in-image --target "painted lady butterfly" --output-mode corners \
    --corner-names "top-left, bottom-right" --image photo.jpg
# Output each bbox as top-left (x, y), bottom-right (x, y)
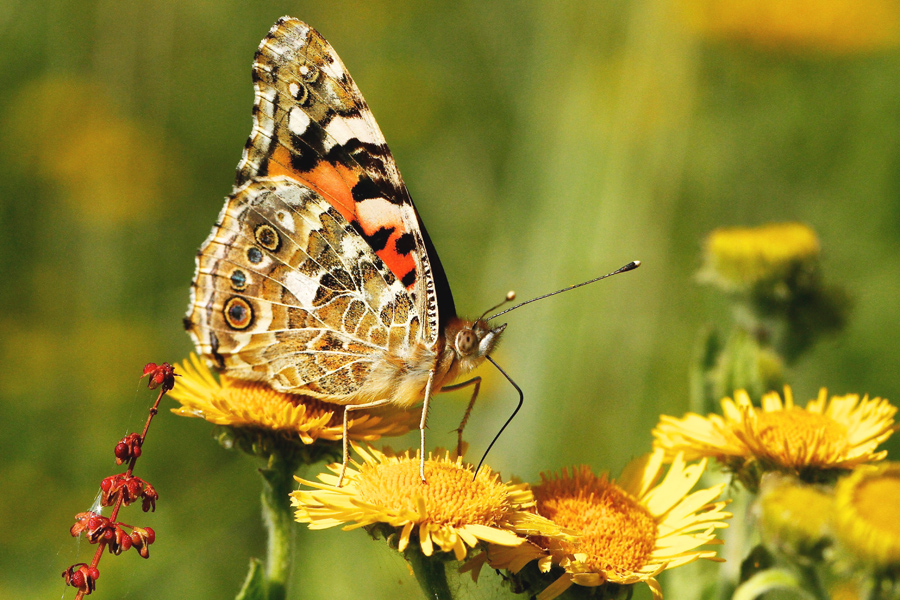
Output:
top-left (185, 17), bottom-right (505, 482)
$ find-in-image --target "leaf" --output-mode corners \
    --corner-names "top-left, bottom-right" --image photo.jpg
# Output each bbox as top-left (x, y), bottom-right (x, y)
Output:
top-left (235, 558), bottom-right (267, 600)
top-left (733, 568), bottom-right (815, 600)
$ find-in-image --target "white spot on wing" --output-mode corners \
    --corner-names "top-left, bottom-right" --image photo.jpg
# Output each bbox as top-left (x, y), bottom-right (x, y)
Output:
top-left (356, 197), bottom-right (403, 231)
top-left (276, 210), bottom-right (295, 233)
top-left (324, 117), bottom-right (357, 147)
top-left (259, 85), bottom-right (276, 105)
top-left (323, 116), bottom-right (380, 151)
top-left (288, 107), bottom-right (311, 137)
top-left (283, 271), bottom-right (321, 307)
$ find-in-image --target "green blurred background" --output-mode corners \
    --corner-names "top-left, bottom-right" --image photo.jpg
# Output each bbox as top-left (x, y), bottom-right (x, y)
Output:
top-left (4, 0), bottom-right (900, 598)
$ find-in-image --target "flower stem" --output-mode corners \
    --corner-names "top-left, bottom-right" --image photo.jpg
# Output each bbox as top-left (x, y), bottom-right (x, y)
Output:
top-left (405, 548), bottom-right (454, 600)
top-left (259, 451), bottom-right (300, 600)
top-left (795, 562), bottom-right (829, 600)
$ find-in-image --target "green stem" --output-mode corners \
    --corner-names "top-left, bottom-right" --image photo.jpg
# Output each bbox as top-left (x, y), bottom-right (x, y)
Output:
top-left (795, 562), bottom-right (829, 600)
top-left (718, 487), bottom-right (752, 600)
top-left (405, 548), bottom-right (454, 600)
top-left (260, 452), bottom-right (299, 600)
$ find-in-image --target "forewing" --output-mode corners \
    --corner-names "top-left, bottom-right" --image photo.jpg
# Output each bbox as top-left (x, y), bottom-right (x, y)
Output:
top-left (235, 16), bottom-right (454, 346)
top-left (185, 177), bottom-right (420, 401)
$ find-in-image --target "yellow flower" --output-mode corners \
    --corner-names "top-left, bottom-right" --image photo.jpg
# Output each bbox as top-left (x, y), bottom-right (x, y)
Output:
top-left (168, 354), bottom-right (416, 443)
top-left (830, 578), bottom-right (866, 600)
top-left (486, 451), bottom-right (730, 600)
top-left (291, 445), bottom-right (571, 561)
top-left (834, 462), bottom-right (900, 567)
top-left (653, 387), bottom-right (896, 480)
top-left (757, 473), bottom-right (833, 552)
top-left (699, 223), bottom-right (820, 294)
top-left (678, 0), bottom-right (900, 53)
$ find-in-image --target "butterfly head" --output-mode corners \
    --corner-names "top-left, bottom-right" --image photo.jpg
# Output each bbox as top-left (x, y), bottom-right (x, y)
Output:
top-left (447, 318), bottom-right (506, 375)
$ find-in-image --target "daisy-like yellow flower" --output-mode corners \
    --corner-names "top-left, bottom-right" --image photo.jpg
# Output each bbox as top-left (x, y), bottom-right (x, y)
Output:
top-left (653, 387), bottom-right (897, 482)
top-left (291, 445), bottom-right (572, 561)
top-left (484, 451), bottom-right (730, 600)
top-left (834, 462), bottom-right (900, 567)
top-left (678, 0), bottom-right (900, 53)
top-left (168, 354), bottom-right (416, 443)
top-left (698, 222), bottom-right (820, 294)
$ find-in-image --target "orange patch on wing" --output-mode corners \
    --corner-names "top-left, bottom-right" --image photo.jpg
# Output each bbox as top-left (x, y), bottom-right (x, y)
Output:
top-left (265, 146), bottom-right (417, 288)
top-left (266, 147), bottom-right (358, 224)
top-left (380, 229), bottom-right (416, 288)
top-left (298, 162), bottom-right (358, 224)
top-left (267, 146), bottom-right (303, 182)
top-left (356, 199), bottom-right (417, 288)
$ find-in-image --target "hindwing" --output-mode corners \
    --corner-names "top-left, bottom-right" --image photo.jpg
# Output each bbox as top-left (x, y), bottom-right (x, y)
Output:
top-left (186, 177), bottom-right (420, 400)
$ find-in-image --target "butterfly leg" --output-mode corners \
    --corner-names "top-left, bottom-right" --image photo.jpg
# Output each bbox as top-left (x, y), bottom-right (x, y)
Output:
top-left (418, 369), bottom-right (437, 483)
top-left (440, 377), bottom-right (482, 457)
top-left (338, 398), bottom-right (392, 487)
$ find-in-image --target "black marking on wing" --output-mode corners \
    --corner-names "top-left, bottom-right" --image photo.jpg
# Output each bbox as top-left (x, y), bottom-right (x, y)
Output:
top-left (351, 222), bottom-right (394, 253)
top-left (351, 178), bottom-right (382, 202)
top-left (209, 331), bottom-right (225, 369)
top-left (401, 268), bottom-right (416, 289)
top-left (394, 232), bottom-right (415, 256)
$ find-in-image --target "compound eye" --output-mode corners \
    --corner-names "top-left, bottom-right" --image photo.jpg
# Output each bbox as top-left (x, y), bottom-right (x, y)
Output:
top-left (456, 330), bottom-right (478, 355)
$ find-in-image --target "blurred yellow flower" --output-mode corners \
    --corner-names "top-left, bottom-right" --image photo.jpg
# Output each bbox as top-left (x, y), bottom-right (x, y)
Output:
top-left (654, 387), bottom-right (896, 479)
top-left (291, 446), bottom-right (570, 561)
top-left (679, 0), bottom-right (900, 53)
top-left (486, 452), bottom-right (730, 600)
top-left (834, 462), bottom-right (900, 567)
top-left (830, 578), bottom-right (866, 600)
top-left (168, 354), bottom-right (416, 443)
top-left (699, 223), bottom-right (820, 294)
top-left (2, 76), bottom-right (180, 225)
top-left (757, 474), bottom-right (833, 551)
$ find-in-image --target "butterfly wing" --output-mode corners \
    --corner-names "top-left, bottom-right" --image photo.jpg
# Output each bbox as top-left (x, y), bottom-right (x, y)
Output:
top-left (186, 177), bottom-right (421, 400)
top-left (236, 17), bottom-right (455, 346)
top-left (186, 18), bottom-right (455, 400)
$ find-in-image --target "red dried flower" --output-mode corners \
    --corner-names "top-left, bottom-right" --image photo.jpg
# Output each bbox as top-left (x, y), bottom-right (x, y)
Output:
top-left (100, 474), bottom-right (156, 510)
top-left (107, 524), bottom-right (133, 555)
top-left (62, 563), bottom-right (100, 594)
top-left (70, 512), bottom-right (114, 544)
top-left (141, 482), bottom-right (158, 513)
top-left (114, 433), bottom-right (143, 464)
top-left (142, 362), bottom-right (178, 393)
top-left (129, 527), bottom-right (155, 559)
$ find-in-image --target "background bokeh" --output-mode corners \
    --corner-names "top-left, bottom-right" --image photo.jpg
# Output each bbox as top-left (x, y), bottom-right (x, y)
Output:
top-left (4, 1), bottom-right (900, 598)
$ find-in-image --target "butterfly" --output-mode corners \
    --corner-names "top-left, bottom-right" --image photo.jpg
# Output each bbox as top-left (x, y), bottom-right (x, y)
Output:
top-left (184, 17), bottom-right (506, 483)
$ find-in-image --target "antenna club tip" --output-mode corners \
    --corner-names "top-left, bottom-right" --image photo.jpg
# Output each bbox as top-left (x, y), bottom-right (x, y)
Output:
top-left (506, 291), bottom-right (516, 301)
top-left (618, 260), bottom-right (641, 272)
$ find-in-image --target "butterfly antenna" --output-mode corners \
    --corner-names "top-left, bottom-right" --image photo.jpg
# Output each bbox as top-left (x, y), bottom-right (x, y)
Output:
top-left (478, 291), bottom-right (517, 322)
top-left (473, 356), bottom-right (523, 478)
top-left (487, 260), bottom-right (640, 321)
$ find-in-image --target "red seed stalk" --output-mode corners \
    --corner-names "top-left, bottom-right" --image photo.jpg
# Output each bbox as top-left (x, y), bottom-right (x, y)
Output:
top-left (62, 362), bottom-right (178, 597)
